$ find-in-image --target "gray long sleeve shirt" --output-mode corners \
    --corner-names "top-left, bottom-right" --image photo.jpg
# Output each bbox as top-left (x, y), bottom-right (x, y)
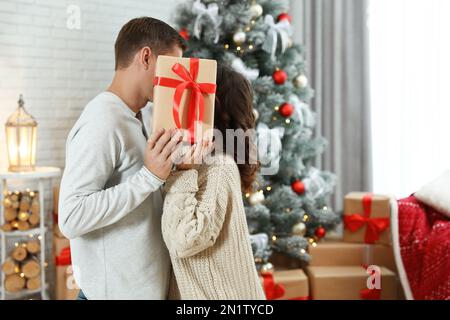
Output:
top-left (58, 92), bottom-right (170, 300)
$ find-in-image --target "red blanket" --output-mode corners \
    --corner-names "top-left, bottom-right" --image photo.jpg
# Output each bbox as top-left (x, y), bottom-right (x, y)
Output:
top-left (394, 196), bottom-right (450, 300)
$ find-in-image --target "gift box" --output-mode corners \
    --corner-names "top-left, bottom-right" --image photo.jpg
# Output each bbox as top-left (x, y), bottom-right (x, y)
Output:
top-left (306, 266), bottom-right (397, 300)
top-left (55, 247), bottom-right (79, 300)
top-left (53, 228), bottom-right (70, 257)
top-left (153, 55), bottom-right (217, 144)
top-left (308, 241), bottom-right (397, 272)
top-left (343, 193), bottom-right (391, 245)
top-left (269, 252), bottom-right (302, 270)
top-left (260, 269), bottom-right (309, 300)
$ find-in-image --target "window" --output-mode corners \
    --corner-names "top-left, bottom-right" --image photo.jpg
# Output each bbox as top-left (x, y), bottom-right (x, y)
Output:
top-left (369, 0), bottom-right (450, 197)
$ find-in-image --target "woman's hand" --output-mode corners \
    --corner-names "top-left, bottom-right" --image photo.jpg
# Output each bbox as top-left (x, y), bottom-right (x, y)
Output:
top-left (176, 139), bottom-right (214, 171)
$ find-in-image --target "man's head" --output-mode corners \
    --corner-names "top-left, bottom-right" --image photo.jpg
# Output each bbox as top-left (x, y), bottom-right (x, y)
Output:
top-left (114, 17), bottom-right (186, 102)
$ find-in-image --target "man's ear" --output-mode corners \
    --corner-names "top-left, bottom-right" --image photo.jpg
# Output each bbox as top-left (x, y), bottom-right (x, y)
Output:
top-left (140, 46), bottom-right (152, 70)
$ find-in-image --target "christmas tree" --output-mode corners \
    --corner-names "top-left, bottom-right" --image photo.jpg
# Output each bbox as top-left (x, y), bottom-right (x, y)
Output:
top-left (173, 0), bottom-right (340, 269)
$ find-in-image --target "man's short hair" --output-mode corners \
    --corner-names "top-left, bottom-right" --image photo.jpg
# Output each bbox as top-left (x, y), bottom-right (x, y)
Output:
top-left (114, 17), bottom-right (186, 70)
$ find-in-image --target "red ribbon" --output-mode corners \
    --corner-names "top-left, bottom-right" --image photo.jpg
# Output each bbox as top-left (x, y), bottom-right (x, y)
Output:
top-left (360, 288), bottom-right (382, 300)
top-left (55, 247), bottom-right (71, 266)
top-left (343, 194), bottom-right (390, 244)
top-left (153, 58), bottom-right (217, 144)
top-left (261, 273), bottom-right (285, 300)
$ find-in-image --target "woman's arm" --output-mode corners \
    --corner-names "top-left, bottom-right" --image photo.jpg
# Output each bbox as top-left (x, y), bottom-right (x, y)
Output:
top-left (162, 164), bottom-right (230, 258)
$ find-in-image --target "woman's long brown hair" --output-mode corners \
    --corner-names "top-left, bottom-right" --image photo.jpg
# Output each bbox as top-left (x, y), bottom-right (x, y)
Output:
top-left (214, 64), bottom-right (259, 193)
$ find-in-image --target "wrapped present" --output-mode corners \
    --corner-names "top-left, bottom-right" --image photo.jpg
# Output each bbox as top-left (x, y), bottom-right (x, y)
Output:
top-left (309, 241), bottom-right (397, 272)
top-left (260, 269), bottom-right (309, 300)
top-left (153, 55), bottom-right (217, 144)
top-left (55, 246), bottom-right (79, 300)
top-left (269, 252), bottom-right (302, 270)
top-left (53, 186), bottom-right (60, 216)
top-left (306, 266), bottom-right (397, 300)
top-left (343, 193), bottom-right (391, 245)
top-left (53, 228), bottom-right (70, 257)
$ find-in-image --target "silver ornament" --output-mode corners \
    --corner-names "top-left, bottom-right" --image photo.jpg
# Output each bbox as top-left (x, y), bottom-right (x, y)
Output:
top-left (260, 262), bottom-right (274, 275)
top-left (253, 108), bottom-right (259, 120)
top-left (249, 3), bottom-right (263, 18)
top-left (292, 222), bottom-right (306, 236)
top-left (249, 191), bottom-right (265, 205)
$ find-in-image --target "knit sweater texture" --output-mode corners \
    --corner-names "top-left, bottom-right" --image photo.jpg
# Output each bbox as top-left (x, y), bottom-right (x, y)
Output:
top-left (162, 154), bottom-right (266, 300)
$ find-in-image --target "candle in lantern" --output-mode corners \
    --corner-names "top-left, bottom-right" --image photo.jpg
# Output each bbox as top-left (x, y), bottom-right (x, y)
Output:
top-left (5, 95), bottom-right (38, 172)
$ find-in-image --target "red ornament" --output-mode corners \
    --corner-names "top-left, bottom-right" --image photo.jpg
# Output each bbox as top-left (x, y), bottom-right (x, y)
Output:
top-left (273, 70), bottom-right (287, 85)
top-left (279, 103), bottom-right (294, 118)
top-left (315, 227), bottom-right (326, 239)
top-left (291, 180), bottom-right (305, 195)
top-left (277, 13), bottom-right (292, 23)
top-left (179, 29), bottom-right (189, 40)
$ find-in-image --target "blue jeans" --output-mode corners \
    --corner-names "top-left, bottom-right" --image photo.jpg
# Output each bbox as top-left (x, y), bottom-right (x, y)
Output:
top-left (77, 290), bottom-right (88, 300)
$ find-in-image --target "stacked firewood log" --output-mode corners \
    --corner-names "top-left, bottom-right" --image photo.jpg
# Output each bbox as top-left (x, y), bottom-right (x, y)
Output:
top-left (2, 241), bottom-right (42, 292)
top-left (2, 191), bottom-right (40, 232)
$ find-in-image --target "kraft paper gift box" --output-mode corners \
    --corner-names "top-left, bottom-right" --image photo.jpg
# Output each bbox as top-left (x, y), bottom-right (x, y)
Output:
top-left (306, 266), bottom-right (397, 300)
top-left (55, 247), bottom-right (79, 300)
top-left (53, 226), bottom-right (70, 257)
top-left (308, 241), bottom-right (397, 273)
top-left (260, 269), bottom-right (309, 300)
top-left (343, 193), bottom-right (392, 245)
top-left (152, 55), bottom-right (217, 144)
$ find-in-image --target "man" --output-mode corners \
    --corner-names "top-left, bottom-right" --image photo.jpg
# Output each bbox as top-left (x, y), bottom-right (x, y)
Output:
top-left (58, 17), bottom-right (186, 300)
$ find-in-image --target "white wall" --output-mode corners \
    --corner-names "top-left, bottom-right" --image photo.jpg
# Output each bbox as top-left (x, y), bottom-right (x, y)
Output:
top-left (0, 0), bottom-right (178, 169)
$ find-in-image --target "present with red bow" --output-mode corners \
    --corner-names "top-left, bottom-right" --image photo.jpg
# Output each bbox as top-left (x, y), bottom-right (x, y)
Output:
top-left (308, 241), bottom-right (397, 273)
top-left (152, 55), bottom-right (217, 144)
top-left (343, 193), bottom-right (392, 245)
top-left (54, 245), bottom-right (79, 300)
top-left (54, 226), bottom-right (79, 300)
top-left (306, 265), bottom-right (397, 300)
top-left (260, 269), bottom-right (309, 300)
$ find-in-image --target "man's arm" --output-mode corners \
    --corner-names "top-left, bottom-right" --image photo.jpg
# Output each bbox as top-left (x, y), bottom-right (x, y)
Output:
top-left (58, 121), bottom-right (181, 239)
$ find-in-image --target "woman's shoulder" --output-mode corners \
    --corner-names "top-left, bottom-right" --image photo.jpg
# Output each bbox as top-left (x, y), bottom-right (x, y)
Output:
top-left (201, 153), bottom-right (240, 179)
top-left (206, 153), bottom-right (238, 169)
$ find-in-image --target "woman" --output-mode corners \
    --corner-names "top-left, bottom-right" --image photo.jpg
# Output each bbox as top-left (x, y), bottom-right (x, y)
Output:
top-left (161, 64), bottom-right (266, 300)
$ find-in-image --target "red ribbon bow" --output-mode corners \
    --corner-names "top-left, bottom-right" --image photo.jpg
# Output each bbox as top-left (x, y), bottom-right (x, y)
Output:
top-left (261, 273), bottom-right (285, 300)
top-left (55, 247), bottom-right (71, 266)
top-left (153, 58), bottom-right (217, 144)
top-left (360, 288), bottom-right (382, 300)
top-left (343, 194), bottom-right (390, 244)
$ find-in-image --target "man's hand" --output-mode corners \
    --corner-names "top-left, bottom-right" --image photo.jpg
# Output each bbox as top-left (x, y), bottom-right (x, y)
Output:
top-left (144, 128), bottom-right (183, 180)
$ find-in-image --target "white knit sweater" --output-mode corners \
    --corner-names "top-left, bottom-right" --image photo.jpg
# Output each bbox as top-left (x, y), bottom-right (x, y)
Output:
top-left (162, 154), bottom-right (265, 300)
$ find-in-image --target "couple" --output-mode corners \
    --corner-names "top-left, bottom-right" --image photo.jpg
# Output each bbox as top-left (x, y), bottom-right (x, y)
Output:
top-left (58, 17), bottom-right (265, 300)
